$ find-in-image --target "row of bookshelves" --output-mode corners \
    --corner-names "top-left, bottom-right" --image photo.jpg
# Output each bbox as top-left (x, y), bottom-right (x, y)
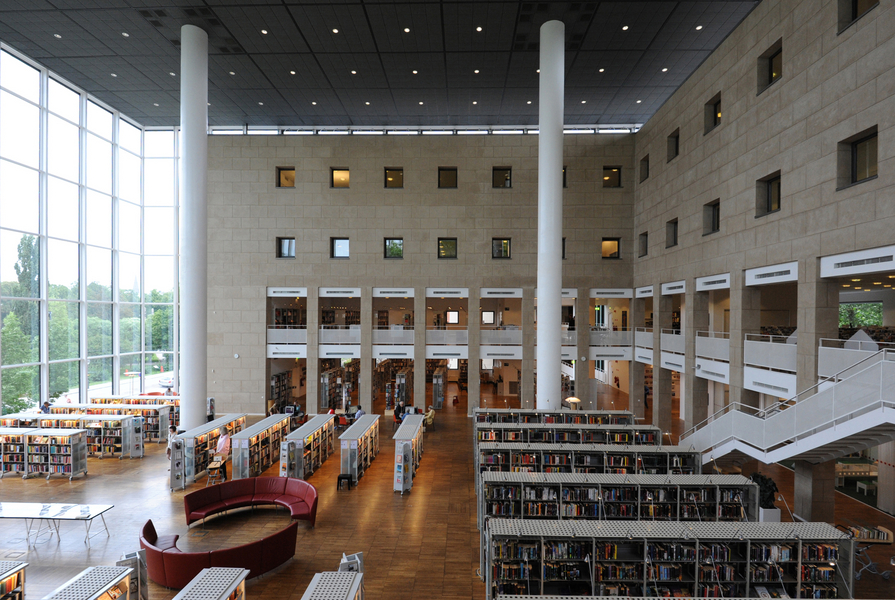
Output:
top-left (44, 566), bottom-right (131, 600)
top-left (177, 414), bottom-right (248, 486)
top-left (485, 520), bottom-right (854, 599)
top-left (0, 561), bottom-right (25, 600)
top-left (475, 423), bottom-right (662, 447)
top-left (280, 414), bottom-right (336, 479)
top-left (48, 403), bottom-right (171, 443)
top-left (474, 408), bottom-right (634, 425)
top-left (0, 427), bottom-right (88, 480)
top-left (232, 414), bottom-right (292, 479)
top-left (340, 415), bottom-right (381, 484)
top-left (394, 414), bottom-right (425, 493)
top-left (89, 394), bottom-right (180, 428)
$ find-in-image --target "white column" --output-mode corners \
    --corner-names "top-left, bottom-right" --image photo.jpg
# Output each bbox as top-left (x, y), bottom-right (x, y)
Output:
top-left (536, 20), bottom-right (564, 410)
top-left (179, 25), bottom-right (209, 430)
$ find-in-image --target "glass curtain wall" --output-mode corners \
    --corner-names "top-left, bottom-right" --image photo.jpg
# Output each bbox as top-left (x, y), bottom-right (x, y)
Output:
top-left (0, 46), bottom-right (179, 413)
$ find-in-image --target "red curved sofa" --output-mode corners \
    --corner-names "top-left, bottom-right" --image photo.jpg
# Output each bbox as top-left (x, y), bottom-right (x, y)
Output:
top-left (183, 476), bottom-right (317, 527)
top-left (140, 518), bottom-right (298, 589)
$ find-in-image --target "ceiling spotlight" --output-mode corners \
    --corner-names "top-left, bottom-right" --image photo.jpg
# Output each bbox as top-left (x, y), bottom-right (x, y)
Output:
top-left (258, 101), bottom-right (264, 105)
top-left (111, 73), bottom-right (117, 77)
top-left (418, 101), bottom-right (424, 105)
top-left (599, 68), bottom-right (605, 73)
top-left (169, 72), bottom-right (176, 77)
top-left (851, 279), bottom-right (861, 282)
top-left (365, 102), bottom-right (370, 105)
top-left (54, 34), bottom-right (62, 39)
top-left (290, 70), bottom-right (296, 75)
top-left (636, 100), bottom-right (642, 103)
top-left (843, 284), bottom-right (850, 287)
top-left (536, 69), bottom-right (540, 73)
top-left (472, 101), bottom-right (477, 105)
top-left (229, 71), bottom-right (235, 75)
top-left (153, 103), bottom-right (159, 107)
top-left (332, 28), bottom-right (339, 33)
top-left (581, 100), bottom-right (586, 104)
top-left (261, 29), bottom-right (268, 34)
top-left (526, 101), bottom-right (532, 104)
top-left (404, 28), bottom-right (410, 33)
top-left (311, 101), bottom-right (317, 105)
top-left (474, 69), bottom-right (480, 74)
top-left (121, 32), bottom-right (130, 38)
top-left (661, 67), bottom-right (668, 72)
top-left (622, 25), bottom-right (629, 31)
top-left (351, 70), bottom-right (357, 74)
top-left (696, 25), bottom-right (703, 30)
top-left (476, 26), bottom-right (483, 32)
top-left (412, 70), bottom-right (418, 74)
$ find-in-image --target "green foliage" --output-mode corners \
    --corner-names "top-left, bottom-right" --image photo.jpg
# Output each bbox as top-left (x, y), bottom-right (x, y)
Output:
top-left (385, 239), bottom-right (403, 259)
top-left (839, 302), bottom-right (883, 328)
top-left (1, 314), bottom-right (39, 413)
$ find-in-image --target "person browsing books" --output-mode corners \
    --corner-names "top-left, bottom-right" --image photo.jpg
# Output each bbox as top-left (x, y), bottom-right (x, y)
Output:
top-left (215, 431), bottom-right (231, 481)
top-left (166, 425), bottom-right (178, 460)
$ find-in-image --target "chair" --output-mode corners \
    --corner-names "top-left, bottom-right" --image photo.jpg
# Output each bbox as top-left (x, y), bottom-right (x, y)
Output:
top-left (393, 412), bottom-right (401, 431)
top-left (338, 415), bottom-right (348, 431)
top-left (206, 457), bottom-right (225, 486)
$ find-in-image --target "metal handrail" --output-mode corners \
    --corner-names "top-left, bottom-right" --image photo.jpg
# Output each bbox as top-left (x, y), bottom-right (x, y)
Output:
top-left (819, 337), bottom-right (895, 351)
top-left (268, 324), bottom-right (307, 329)
top-left (375, 325), bottom-right (413, 330)
top-left (697, 330), bottom-right (730, 339)
top-left (590, 326), bottom-right (632, 332)
top-left (681, 348), bottom-right (894, 440)
top-left (661, 328), bottom-right (681, 335)
top-left (744, 332), bottom-right (795, 344)
top-left (635, 327), bottom-right (653, 333)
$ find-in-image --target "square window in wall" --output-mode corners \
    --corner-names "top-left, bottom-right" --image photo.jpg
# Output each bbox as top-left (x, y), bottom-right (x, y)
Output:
top-left (756, 172), bottom-right (782, 217)
top-left (667, 129), bottom-right (680, 162)
top-left (331, 168), bottom-right (349, 188)
top-left (276, 237), bottom-right (295, 258)
top-left (703, 200), bottom-right (721, 235)
top-left (666, 219), bottom-right (678, 248)
top-left (757, 40), bottom-right (783, 93)
top-left (601, 238), bottom-right (620, 259)
top-left (492, 238), bottom-right (511, 259)
top-left (385, 167), bottom-right (403, 188)
top-left (639, 155), bottom-right (650, 183)
top-left (839, 0), bottom-right (878, 30)
top-left (638, 232), bottom-right (649, 257)
top-left (492, 167), bottom-right (512, 188)
top-left (276, 167), bottom-right (295, 188)
top-left (852, 133), bottom-right (878, 183)
top-left (603, 166), bottom-right (621, 188)
top-left (704, 93), bottom-right (722, 134)
top-left (438, 237), bottom-right (457, 259)
top-left (331, 237), bottom-right (349, 259)
top-left (438, 167), bottom-right (457, 188)
top-left (384, 237), bottom-right (403, 259)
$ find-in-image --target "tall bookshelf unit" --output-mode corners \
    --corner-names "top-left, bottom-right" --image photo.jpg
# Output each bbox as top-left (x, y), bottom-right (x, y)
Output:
top-left (475, 423), bottom-right (662, 448)
top-left (396, 366), bottom-right (413, 404)
top-left (474, 409), bottom-right (634, 425)
top-left (50, 403), bottom-right (171, 443)
top-left (270, 370), bottom-right (294, 412)
top-left (178, 414), bottom-right (248, 484)
top-left (485, 520), bottom-right (854, 599)
top-left (173, 567), bottom-right (249, 600)
top-left (393, 414), bottom-right (425, 494)
top-left (44, 566), bottom-right (132, 600)
top-left (320, 368), bottom-right (341, 412)
top-left (0, 428), bottom-right (36, 478)
top-left (339, 414), bottom-right (380, 484)
top-left (280, 414), bottom-right (336, 479)
top-left (231, 414), bottom-right (292, 479)
top-left (0, 561), bottom-right (26, 600)
top-left (90, 395), bottom-right (181, 428)
top-left (24, 429), bottom-right (88, 480)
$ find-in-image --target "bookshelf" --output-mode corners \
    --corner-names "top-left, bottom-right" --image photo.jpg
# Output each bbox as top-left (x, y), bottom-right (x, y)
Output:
top-left (280, 414), bottom-right (336, 479)
top-left (396, 365), bottom-right (413, 405)
top-left (320, 368), bottom-right (341, 412)
top-left (475, 423), bottom-right (662, 448)
top-left (173, 567), bottom-right (249, 600)
top-left (432, 365), bottom-right (447, 409)
top-left (474, 408), bottom-right (634, 425)
top-left (90, 395), bottom-right (181, 428)
top-left (0, 561), bottom-right (26, 600)
top-left (300, 572), bottom-right (364, 600)
top-left (231, 414), bottom-right (292, 479)
top-left (339, 415), bottom-right (380, 484)
top-left (36, 415), bottom-right (135, 459)
top-left (393, 414), bottom-right (425, 494)
top-left (179, 414), bottom-right (248, 484)
top-left (270, 370), bottom-right (294, 412)
top-left (44, 566), bottom-right (132, 600)
top-left (24, 428), bottom-right (88, 480)
top-left (0, 428), bottom-right (36, 478)
top-left (485, 520), bottom-right (854, 599)
top-left (50, 403), bottom-right (171, 443)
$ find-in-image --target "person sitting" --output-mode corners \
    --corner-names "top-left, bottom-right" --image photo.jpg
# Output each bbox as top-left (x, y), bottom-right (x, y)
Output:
top-left (40, 401), bottom-right (51, 414)
top-left (354, 406), bottom-right (366, 419)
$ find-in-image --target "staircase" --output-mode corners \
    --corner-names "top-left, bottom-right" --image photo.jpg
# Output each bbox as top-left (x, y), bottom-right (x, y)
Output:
top-left (681, 349), bottom-right (895, 466)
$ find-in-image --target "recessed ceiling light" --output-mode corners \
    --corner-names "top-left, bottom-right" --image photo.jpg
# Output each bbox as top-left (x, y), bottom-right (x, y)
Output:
top-left (258, 102), bottom-right (263, 105)
top-left (111, 73), bottom-right (117, 77)
top-left (54, 34), bottom-right (62, 39)
top-left (536, 69), bottom-right (540, 73)
top-left (229, 71), bottom-right (235, 76)
top-left (661, 68), bottom-right (668, 72)
top-left (311, 101), bottom-right (317, 105)
top-left (581, 100), bottom-right (586, 104)
top-left (121, 32), bottom-right (130, 38)
top-left (476, 26), bottom-right (483, 32)
top-left (365, 102), bottom-right (370, 105)
top-left (622, 25), bottom-right (629, 31)
top-left (153, 103), bottom-right (159, 107)
top-left (290, 70), bottom-right (296, 75)
top-left (412, 70), bottom-right (418, 74)
top-left (332, 28), bottom-right (339, 34)
top-left (599, 68), bottom-right (605, 73)
top-left (527, 101), bottom-right (532, 104)
top-left (418, 101), bottom-right (424, 105)
top-left (207, 103), bottom-right (211, 106)
top-left (636, 100), bottom-right (642, 103)
top-left (695, 25), bottom-right (703, 30)
top-left (874, 282), bottom-right (882, 285)
top-left (169, 72), bottom-right (176, 77)
top-left (404, 28), bottom-right (410, 33)
top-left (474, 69), bottom-right (480, 74)
top-left (851, 279), bottom-right (861, 282)
top-left (351, 70), bottom-right (357, 75)
top-left (603, 176), bottom-right (610, 180)
top-left (472, 101), bottom-right (477, 105)
top-left (261, 29), bottom-right (268, 34)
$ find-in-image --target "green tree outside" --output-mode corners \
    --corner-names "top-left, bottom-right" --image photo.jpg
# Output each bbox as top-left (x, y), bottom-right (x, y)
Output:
top-left (839, 302), bottom-right (883, 328)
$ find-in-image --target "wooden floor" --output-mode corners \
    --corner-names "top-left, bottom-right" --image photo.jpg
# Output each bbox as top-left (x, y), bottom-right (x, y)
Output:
top-left (2, 382), bottom-right (894, 599)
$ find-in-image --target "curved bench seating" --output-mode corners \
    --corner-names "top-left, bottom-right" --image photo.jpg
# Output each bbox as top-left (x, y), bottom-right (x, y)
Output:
top-left (183, 476), bottom-right (317, 527)
top-left (140, 518), bottom-right (298, 589)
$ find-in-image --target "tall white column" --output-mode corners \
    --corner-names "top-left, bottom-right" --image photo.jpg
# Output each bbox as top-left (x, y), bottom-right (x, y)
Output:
top-left (179, 25), bottom-right (209, 430)
top-left (536, 20), bottom-right (564, 410)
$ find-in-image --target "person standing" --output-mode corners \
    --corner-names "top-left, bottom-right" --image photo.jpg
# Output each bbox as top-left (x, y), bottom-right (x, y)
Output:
top-left (215, 430), bottom-right (231, 481)
top-left (166, 425), bottom-right (178, 460)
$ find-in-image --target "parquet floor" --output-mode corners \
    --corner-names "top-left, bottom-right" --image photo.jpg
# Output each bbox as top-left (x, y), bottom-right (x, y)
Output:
top-left (2, 381), bottom-right (894, 598)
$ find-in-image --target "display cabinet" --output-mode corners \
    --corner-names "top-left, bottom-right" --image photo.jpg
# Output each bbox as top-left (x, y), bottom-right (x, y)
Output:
top-left (393, 414), bottom-right (425, 494)
top-left (475, 409), bottom-right (634, 425)
top-left (280, 414), bottom-right (336, 479)
top-left (0, 428), bottom-right (36, 478)
top-left (231, 414), bottom-right (292, 479)
top-left (340, 414), bottom-right (380, 484)
top-left (475, 423), bottom-right (662, 448)
top-left (24, 428), bottom-right (87, 480)
top-left (177, 414), bottom-right (248, 484)
top-left (173, 568), bottom-right (248, 600)
top-left (300, 572), bottom-right (364, 600)
top-left (0, 561), bottom-right (26, 600)
top-left (485, 520), bottom-right (854, 599)
top-left (43, 566), bottom-right (132, 600)
top-left (50, 403), bottom-right (170, 443)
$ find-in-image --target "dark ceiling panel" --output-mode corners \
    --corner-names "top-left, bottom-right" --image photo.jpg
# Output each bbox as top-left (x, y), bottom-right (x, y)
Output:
top-left (62, 9), bottom-right (178, 59)
top-left (442, 2), bottom-right (518, 53)
top-left (209, 54), bottom-right (271, 90)
top-left (211, 6), bottom-right (310, 54)
top-left (582, 2), bottom-right (677, 52)
top-left (0, 10), bottom-right (113, 60)
top-left (314, 52), bottom-right (388, 90)
top-left (365, 2), bottom-right (444, 53)
top-left (253, 53), bottom-right (330, 89)
top-left (380, 52), bottom-right (445, 89)
top-left (288, 4), bottom-right (377, 54)
top-left (567, 51), bottom-right (645, 88)
top-left (444, 52), bottom-right (511, 88)
top-left (335, 88), bottom-right (398, 120)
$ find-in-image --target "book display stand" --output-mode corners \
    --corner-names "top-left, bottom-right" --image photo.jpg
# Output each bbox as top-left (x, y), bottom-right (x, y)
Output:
top-left (231, 414), bottom-right (291, 480)
top-left (173, 568), bottom-right (248, 600)
top-left (393, 414), bottom-right (425, 494)
top-left (0, 428), bottom-right (37, 478)
top-left (475, 408), bottom-right (634, 425)
top-left (475, 423), bottom-right (662, 447)
top-left (280, 414), bottom-right (336, 479)
top-left (178, 414), bottom-right (248, 485)
top-left (23, 428), bottom-right (88, 480)
top-left (50, 403), bottom-right (171, 443)
top-left (300, 572), bottom-right (364, 600)
top-left (31, 415), bottom-right (135, 459)
top-left (339, 415), bottom-right (380, 485)
top-left (89, 395), bottom-right (180, 428)
top-left (43, 566), bottom-right (132, 600)
top-left (0, 561), bottom-right (26, 600)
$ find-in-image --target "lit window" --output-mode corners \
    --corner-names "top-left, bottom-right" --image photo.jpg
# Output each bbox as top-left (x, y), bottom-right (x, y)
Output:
top-left (438, 237), bottom-right (457, 259)
top-left (492, 238), bottom-right (511, 259)
top-left (852, 133), bottom-right (878, 183)
top-left (385, 167), bottom-right (403, 188)
top-left (277, 167), bottom-right (295, 188)
top-left (384, 238), bottom-right (403, 259)
top-left (276, 237), bottom-right (295, 258)
top-left (603, 166), bottom-right (621, 188)
top-left (331, 237), bottom-right (349, 258)
top-left (331, 168), bottom-right (349, 188)
top-left (601, 238), bottom-right (620, 259)
top-left (438, 167), bottom-right (457, 188)
top-left (704, 93), bottom-right (721, 134)
top-left (492, 167), bottom-right (512, 188)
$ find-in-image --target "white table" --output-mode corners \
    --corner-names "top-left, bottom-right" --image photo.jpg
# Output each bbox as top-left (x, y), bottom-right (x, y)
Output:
top-left (0, 502), bottom-right (112, 547)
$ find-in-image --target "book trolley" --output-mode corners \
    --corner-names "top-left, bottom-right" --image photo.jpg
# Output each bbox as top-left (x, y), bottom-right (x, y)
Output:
top-left (475, 408), bottom-right (634, 425)
top-left (339, 415), bottom-right (380, 484)
top-left (393, 414), bottom-right (425, 494)
top-left (231, 414), bottom-right (291, 480)
top-left (43, 565), bottom-right (132, 600)
top-left (0, 428), bottom-right (36, 478)
top-left (279, 414), bottom-right (336, 479)
top-left (24, 428), bottom-right (88, 480)
top-left (485, 519), bottom-right (855, 599)
top-left (178, 414), bottom-right (248, 485)
top-left (173, 567), bottom-right (248, 600)
top-left (475, 423), bottom-right (662, 447)
top-left (0, 561), bottom-right (26, 600)
top-left (29, 415), bottom-right (136, 459)
top-left (89, 394), bottom-right (180, 428)
top-left (50, 403), bottom-right (171, 443)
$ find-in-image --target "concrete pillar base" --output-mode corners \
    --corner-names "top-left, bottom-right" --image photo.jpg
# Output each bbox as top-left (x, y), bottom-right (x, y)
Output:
top-left (793, 460), bottom-right (836, 523)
